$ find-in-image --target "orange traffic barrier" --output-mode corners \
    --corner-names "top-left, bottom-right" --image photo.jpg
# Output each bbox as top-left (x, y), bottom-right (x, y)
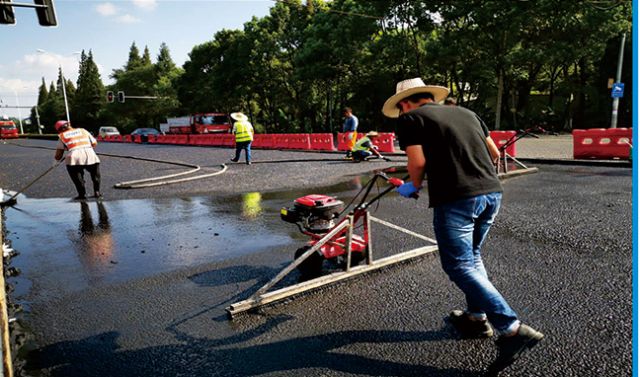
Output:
top-left (573, 128), bottom-right (632, 160)
top-left (309, 133), bottom-right (336, 151)
top-left (490, 131), bottom-right (517, 157)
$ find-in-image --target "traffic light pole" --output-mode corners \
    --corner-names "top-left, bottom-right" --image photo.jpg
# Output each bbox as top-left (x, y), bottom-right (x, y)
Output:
top-left (0, 0), bottom-right (57, 26)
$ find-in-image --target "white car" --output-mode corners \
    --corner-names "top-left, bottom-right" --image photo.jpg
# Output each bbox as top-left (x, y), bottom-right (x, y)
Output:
top-left (98, 126), bottom-right (120, 138)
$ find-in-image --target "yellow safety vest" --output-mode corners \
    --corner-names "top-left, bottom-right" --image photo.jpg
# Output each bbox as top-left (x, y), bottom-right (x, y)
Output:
top-left (233, 121), bottom-right (253, 143)
top-left (353, 136), bottom-right (372, 152)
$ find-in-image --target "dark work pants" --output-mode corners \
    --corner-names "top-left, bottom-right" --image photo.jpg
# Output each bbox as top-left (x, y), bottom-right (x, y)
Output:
top-left (233, 141), bottom-right (252, 162)
top-left (66, 163), bottom-right (101, 197)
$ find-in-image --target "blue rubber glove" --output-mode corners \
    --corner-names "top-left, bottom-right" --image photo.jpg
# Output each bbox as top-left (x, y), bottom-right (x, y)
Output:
top-left (396, 182), bottom-right (420, 198)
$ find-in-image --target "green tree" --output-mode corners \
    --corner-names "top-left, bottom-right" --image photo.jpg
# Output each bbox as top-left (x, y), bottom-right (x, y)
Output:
top-left (73, 50), bottom-right (105, 133)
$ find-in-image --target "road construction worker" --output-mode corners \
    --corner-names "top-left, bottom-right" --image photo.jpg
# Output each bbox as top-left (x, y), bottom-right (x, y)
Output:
top-left (383, 77), bottom-right (543, 375)
top-left (54, 120), bottom-right (102, 200)
top-left (351, 131), bottom-right (389, 162)
top-left (229, 112), bottom-right (254, 165)
top-left (342, 107), bottom-right (358, 158)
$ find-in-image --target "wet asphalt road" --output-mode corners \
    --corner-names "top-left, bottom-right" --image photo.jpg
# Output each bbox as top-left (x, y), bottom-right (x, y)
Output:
top-left (0, 139), bottom-right (632, 377)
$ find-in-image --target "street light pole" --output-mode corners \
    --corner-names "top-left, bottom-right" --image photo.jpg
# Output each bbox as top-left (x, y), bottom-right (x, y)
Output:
top-left (610, 32), bottom-right (626, 129)
top-left (59, 65), bottom-right (70, 123)
top-left (13, 89), bottom-right (23, 134)
top-left (36, 49), bottom-right (79, 124)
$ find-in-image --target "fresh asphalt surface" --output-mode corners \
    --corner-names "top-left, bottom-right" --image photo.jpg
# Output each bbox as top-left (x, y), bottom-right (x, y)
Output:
top-left (0, 138), bottom-right (632, 376)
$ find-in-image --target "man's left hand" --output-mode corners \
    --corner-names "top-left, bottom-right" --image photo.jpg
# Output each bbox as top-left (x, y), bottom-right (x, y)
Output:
top-left (396, 182), bottom-right (420, 198)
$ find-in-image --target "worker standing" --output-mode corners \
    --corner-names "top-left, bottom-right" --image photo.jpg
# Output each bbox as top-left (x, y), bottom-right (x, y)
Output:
top-left (54, 121), bottom-right (102, 200)
top-left (382, 77), bottom-right (543, 375)
top-left (342, 107), bottom-right (358, 159)
top-left (229, 112), bottom-right (254, 165)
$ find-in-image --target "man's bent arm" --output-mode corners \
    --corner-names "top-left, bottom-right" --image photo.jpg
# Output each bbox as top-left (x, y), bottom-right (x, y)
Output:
top-left (405, 145), bottom-right (426, 188)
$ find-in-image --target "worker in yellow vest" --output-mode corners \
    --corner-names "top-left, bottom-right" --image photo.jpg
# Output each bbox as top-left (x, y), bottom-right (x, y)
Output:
top-left (351, 131), bottom-right (390, 162)
top-left (229, 112), bottom-right (254, 165)
top-left (54, 120), bottom-right (102, 200)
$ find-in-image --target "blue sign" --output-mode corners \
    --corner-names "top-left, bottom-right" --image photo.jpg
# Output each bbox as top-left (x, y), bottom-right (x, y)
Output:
top-left (611, 83), bottom-right (624, 98)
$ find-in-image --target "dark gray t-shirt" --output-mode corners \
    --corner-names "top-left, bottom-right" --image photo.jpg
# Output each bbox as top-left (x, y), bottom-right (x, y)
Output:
top-left (396, 103), bottom-right (502, 207)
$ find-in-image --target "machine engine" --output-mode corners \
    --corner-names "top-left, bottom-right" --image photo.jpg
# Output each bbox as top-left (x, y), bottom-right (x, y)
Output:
top-left (281, 194), bottom-right (344, 233)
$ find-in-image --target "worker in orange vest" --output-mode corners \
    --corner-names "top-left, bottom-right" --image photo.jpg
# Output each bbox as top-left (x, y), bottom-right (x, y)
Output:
top-left (54, 121), bottom-right (102, 200)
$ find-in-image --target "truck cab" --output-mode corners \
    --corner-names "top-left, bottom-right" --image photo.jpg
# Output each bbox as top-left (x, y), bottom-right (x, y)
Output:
top-left (192, 113), bottom-right (231, 134)
top-left (0, 120), bottom-right (18, 139)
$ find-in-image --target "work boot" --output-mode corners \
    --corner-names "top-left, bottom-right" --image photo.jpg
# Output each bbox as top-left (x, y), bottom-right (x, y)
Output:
top-left (246, 161), bottom-right (251, 165)
top-left (230, 158), bottom-right (238, 163)
top-left (486, 324), bottom-right (544, 376)
top-left (448, 310), bottom-right (494, 339)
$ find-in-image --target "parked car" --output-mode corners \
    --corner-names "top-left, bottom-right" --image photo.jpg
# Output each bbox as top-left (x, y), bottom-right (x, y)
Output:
top-left (98, 126), bottom-right (120, 138)
top-left (130, 128), bottom-right (160, 142)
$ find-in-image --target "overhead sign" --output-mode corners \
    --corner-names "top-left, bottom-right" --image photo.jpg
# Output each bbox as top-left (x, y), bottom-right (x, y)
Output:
top-left (611, 83), bottom-right (624, 98)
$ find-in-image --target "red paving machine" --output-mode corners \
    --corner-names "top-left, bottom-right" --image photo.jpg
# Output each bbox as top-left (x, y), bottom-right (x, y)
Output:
top-left (280, 171), bottom-right (413, 278)
top-left (227, 170), bottom-right (436, 318)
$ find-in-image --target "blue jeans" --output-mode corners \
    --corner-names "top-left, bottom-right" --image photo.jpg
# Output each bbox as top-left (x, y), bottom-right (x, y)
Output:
top-left (234, 141), bottom-right (252, 162)
top-left (433, 192), bottom-right (519, 335)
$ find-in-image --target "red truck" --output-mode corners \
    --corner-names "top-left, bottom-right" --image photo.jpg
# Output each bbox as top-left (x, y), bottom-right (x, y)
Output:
top-left (163, 113), bottom-right (231, 134)
top-left (0, 120), bottom-right (18, 139)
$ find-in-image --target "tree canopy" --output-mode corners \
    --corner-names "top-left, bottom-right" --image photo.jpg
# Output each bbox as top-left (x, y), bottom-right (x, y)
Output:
top-left (32, 0), bottom-right (632, 134)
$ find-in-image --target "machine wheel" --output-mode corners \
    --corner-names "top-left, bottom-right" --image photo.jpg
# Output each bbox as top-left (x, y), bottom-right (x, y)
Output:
top-left (294, 246), bottom-right (324, 279)
top-left (349, 248), bottom-right (367, 266)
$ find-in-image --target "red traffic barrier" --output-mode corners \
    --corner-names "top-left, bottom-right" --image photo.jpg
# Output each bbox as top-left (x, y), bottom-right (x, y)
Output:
top-left (375, 132), bottom-right (395, 153)
top-left (288, 134), bottom-right (311, 150)
top-left (490, 131), bottom-right (517, 157)
top-left (189, 134), bottom-right (206, 146)
top-left (147, 134), bottom-right (157, 143)
top-left (253, 134), bottom-right (275, 149)
top-left (309, 133), bottom-right (336, 151)
top-left (337, 132), bottom-right (363, 151)
top-left (122, 135), bottom-right (132, 143)
top-left (573, 128), bottom-right (632, 160)
top-left (273, 134), bottom-right (290, 149)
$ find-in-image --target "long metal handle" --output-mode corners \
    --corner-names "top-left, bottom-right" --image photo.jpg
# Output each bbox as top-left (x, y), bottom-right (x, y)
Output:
top-left (1, 160), bottom-right (63, 205)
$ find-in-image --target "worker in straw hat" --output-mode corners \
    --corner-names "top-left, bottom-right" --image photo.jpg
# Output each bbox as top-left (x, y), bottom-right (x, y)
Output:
top-left (382, 77), bottom-right (543, 375)
top-left (350, 131), bottom-right (390, 162)
top-left (229, 112), bottom-right (254, 165)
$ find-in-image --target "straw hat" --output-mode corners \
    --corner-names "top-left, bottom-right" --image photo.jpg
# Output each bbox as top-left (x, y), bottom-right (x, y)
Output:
top-left (230, 112), bottom-right (248, 122)
top-left (382, 78), bottom-right (449, 118)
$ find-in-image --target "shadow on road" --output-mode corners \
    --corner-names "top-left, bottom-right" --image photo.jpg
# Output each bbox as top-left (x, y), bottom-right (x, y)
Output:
top-left (26, 320), bottom-right (481, 377)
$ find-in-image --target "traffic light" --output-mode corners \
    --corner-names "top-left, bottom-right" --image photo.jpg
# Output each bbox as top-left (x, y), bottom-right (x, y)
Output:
top-left (106, 91), bottom-right (114, 103)
top-left (34, 0), bottom-right (57, 27)
top-left (117, 91), bottom-right (125, 103)
top-left (0, 0), bottom-right (15, 25)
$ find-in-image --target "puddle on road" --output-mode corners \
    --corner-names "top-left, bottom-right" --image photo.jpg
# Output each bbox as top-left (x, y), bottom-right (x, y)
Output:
top-left (2, 173), bottom-right (392, 307)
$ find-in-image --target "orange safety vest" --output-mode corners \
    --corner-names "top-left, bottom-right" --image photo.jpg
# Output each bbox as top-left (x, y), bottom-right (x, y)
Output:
top-left (60, 128), bottom-right (95, 151)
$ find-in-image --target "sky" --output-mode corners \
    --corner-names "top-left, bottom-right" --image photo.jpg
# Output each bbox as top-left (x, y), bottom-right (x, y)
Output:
top-left (0, 0), bottom-right (274, 118)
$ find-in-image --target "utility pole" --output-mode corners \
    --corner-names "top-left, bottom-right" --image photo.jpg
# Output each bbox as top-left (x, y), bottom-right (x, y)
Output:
top-left (610, 32), bottom-right (626, 128)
